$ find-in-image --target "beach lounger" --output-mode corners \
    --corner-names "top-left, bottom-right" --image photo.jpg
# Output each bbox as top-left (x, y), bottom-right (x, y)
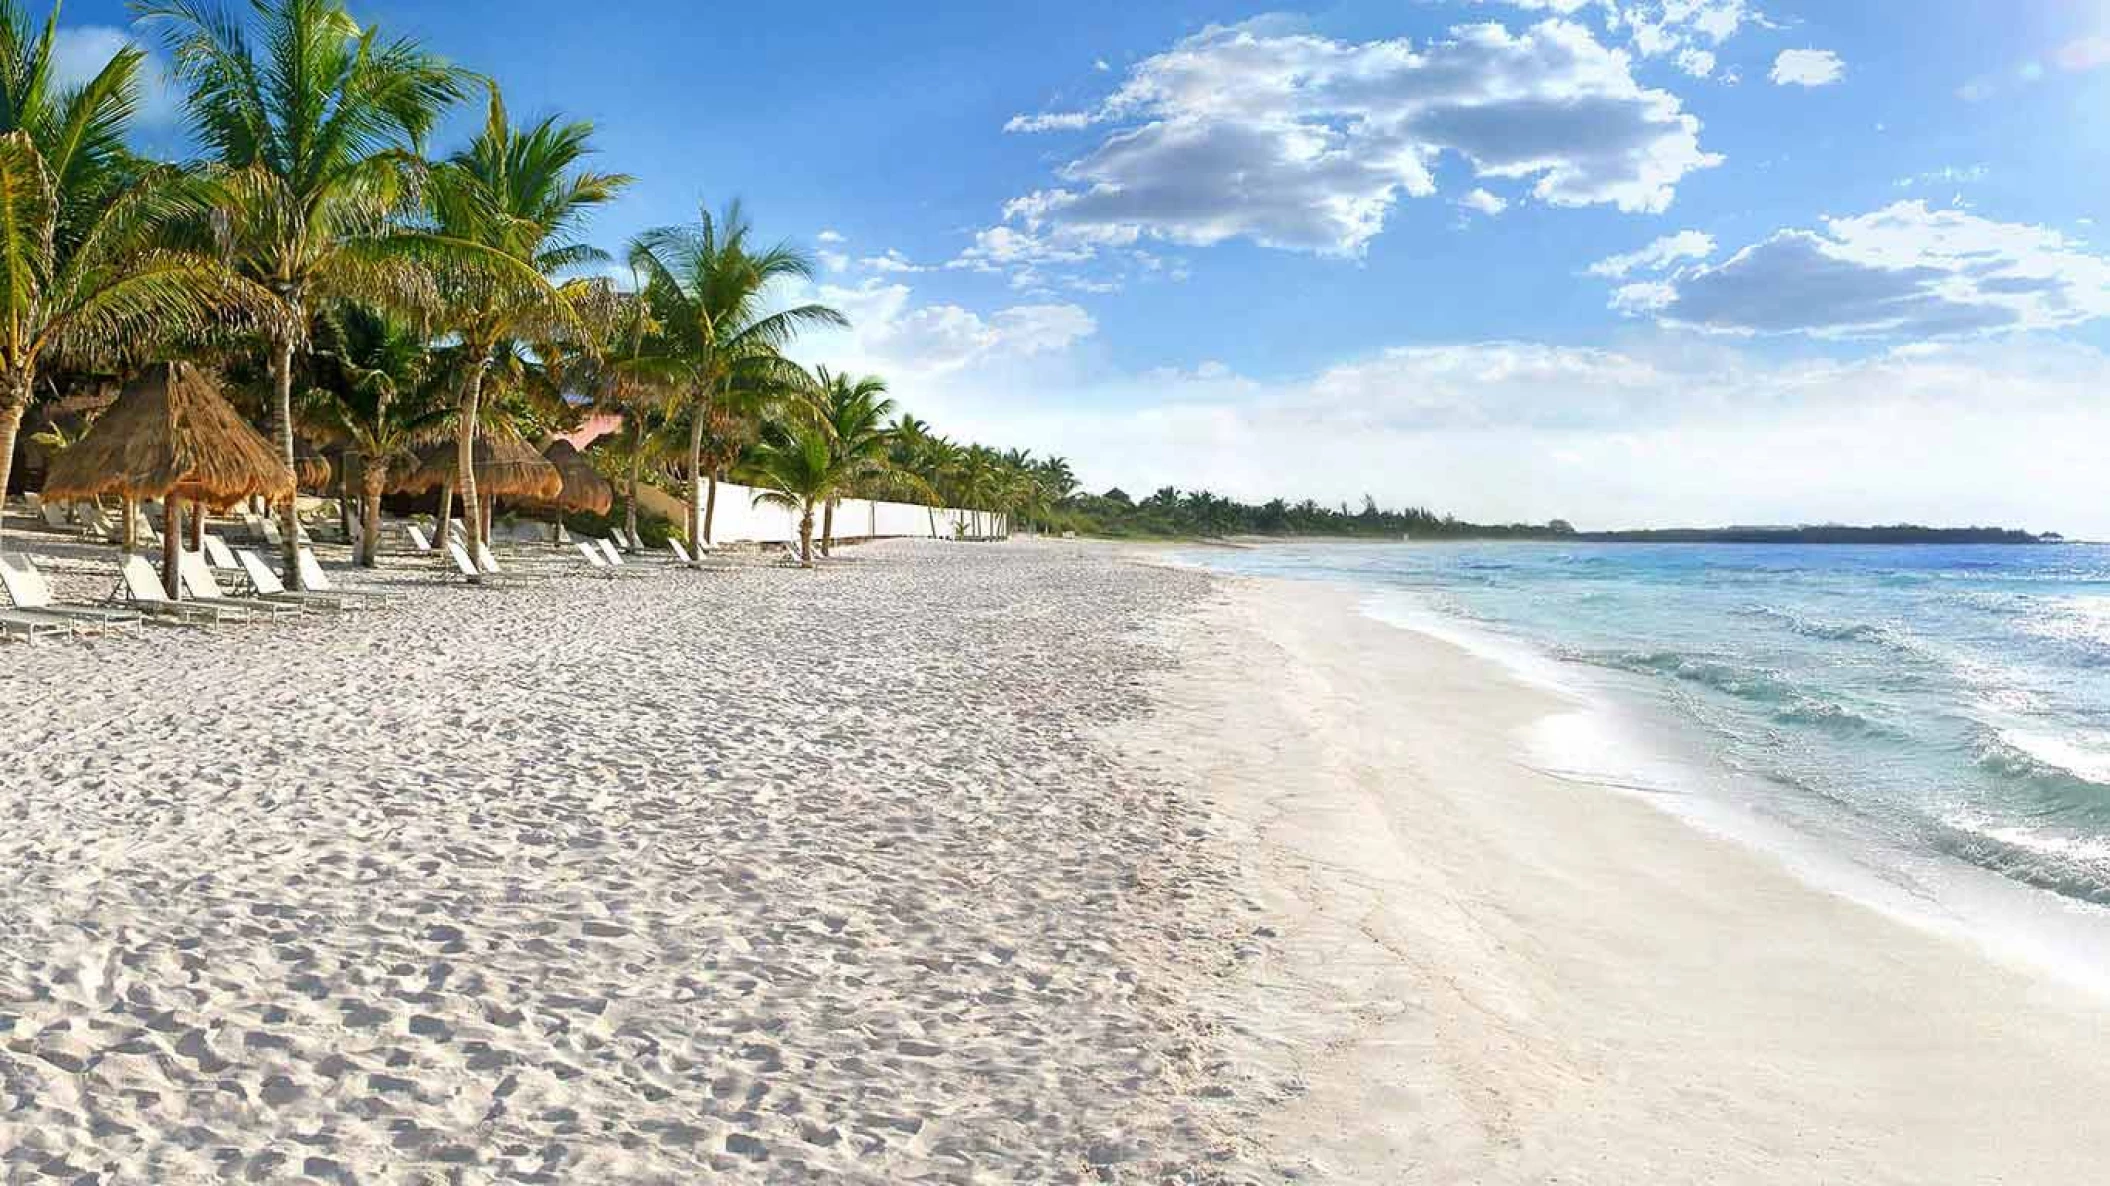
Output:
top-left (668, 539), bottom-right (695, 565)
top-left (447, 541), bottom-right (491, 583)
top-left (406, 523), bottom-right (433, 552)
top-left (574, 541), bottom-right (620, 578)
top-left (38, 501), bottom-right (70, 531)
top-left (178, 551), bottom-right (303, 617)
top-left (234, 549), bottom-right (357, 612)
top-left (201, 534), bottom-right (241, 570)
top-left (294, 547), bottom-right (392, 603)
top-left (0, 554), bottom-right (142, 634)
top-left (608, 527), bottom-right (632, 550)
top-left (0, 606), bottom-right (71, 643)
top-left (113, 555), bottom-right (235, 624)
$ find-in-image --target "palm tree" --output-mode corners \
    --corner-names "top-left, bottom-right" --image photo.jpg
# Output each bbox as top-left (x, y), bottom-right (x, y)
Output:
top-left (739, 421), bottom-right (858, 570)
top-left (627, 201), bottom-right (845, 550)
top-left (141, 0), bottom-right (472, 585)
top-left (555, 281), bottom-right (676, 549)
top-left (0, 2), bottom-right (260, 543)
top-left (424, 84), bottom-right (626, 563)
top-left (299, 303), bottom-right (450, 565)
top-left (807, 367), bottom-right (895, 557)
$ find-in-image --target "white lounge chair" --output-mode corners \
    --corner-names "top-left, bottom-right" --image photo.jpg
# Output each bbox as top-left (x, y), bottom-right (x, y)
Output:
top-left (667, 539), bottom-right (695, 565)
top-left (38, 501), bottom-right (70, 531)
top-left (179, 551), bottom-right (303, 617)
top-left (574, 540), bottom-right (619, 578)
top-left (446, 541), bottom-right (488, 583)
top-left (201, 533), bottom-right (241, 570)
top-left (0, 605), bottom-right (71, 643)
top-left (406, 523), bottom-right (433, 552)
top-left (114, 555), bottom-right (234, 624)
top-left (293, 547), bottom-right (392, 602)
top-left (0, 553), bottom-right (142, 634)
top-left (234, 549), bottom-right (357, 612)
top-left (607, 527), bottom-right (632, 550)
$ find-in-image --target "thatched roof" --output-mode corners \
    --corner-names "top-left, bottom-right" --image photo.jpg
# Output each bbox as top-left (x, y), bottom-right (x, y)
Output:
top-left (294, 438), bottom-right (333, 493)
top-left (535, 439), bottom-right (614, 516)
top-left (395, 428), bottom-right (562, 501)
top-left (42, 363), bottom-right (295, 509)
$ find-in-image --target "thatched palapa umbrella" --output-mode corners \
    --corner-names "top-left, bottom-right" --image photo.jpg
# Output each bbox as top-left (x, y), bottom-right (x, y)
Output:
top-left (394, 429), bottom-right (561, 548)
top-left (44, 363), bottom-right (295, 597)
top-left (292, 437), bottom-right (333, 494)
top-left (539, 439), bottom-right (613, 517)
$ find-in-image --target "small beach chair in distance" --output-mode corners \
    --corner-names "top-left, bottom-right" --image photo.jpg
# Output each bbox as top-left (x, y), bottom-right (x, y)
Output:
top-left (235, 549), bottom-right (358, 612)
top-left (179, 551), bottom-right (303, 618)
top-left (667, 539), bottom-right (696, 566)
top-left (406, 523), bottom-right (433, 552)
top-left (113, 555), bottom-right (233, 624)
top-left (0, 554), bottom-right (142, 634)
top-left (294, 547), bottom-right (392, 603)
top-left (0, 604), bottom-right (72, 643)
top-left (201, 533), bottom-right (241, 570)
top-left (38, 501), bottom-right (70, 531)
top-left (608, 527), bottom-right (631, 550)
top-left (574, 540), bottom-right (618, 578)
top-left (447, 541), bottom-right (489, 584)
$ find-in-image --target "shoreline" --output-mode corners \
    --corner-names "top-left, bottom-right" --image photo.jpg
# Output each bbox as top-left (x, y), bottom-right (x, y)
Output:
top-left (1127, 558), bottom-right (2110, 1182)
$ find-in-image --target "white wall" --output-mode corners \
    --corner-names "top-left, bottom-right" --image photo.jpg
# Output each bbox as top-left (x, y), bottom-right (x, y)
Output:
top-left (701, 480), bottom-right (1006, 544)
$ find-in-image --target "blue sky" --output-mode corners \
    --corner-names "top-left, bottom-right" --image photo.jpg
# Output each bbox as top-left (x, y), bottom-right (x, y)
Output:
top-left (60, 0), bottom-right (2110, 531)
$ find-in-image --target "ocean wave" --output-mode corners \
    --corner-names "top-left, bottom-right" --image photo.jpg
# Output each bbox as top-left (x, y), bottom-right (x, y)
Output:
top-left (1564, 647), bottom-right (1897, 737)
top-left (1735, 604), bottom-right (1927, 655)
top-left (1935, 813), bottom-right (2110, 907)
top-left (1972, 732), bottom-right (2110, 827)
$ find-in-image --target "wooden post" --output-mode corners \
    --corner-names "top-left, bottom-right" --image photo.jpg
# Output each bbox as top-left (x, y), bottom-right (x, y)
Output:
top-left (162, 496), bottom-right (182, 599)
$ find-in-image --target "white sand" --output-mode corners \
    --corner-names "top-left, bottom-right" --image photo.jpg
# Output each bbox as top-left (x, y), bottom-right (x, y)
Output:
top-left (8, 535), bottom-right (2109, 1183)
top-left (0, 537), bottom-right (1245, 1182)
top-left (1135, 568), bottom-right (2110, 1184)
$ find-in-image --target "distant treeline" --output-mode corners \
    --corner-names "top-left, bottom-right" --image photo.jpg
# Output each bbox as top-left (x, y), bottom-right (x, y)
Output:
top-left (1054, 489), bottom-right (2055, 544)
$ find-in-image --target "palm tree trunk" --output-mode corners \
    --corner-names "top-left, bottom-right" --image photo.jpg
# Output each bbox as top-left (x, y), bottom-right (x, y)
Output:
top-left (624, 440), bottom-right (642, 549)
top-left (799, 501), bottom-right (815, 569)
top-left (0, 373), bottom-right (29, 547)
top-left (456, 361), bottom-right (488, 582)
top-left (436, 479), bottom-right (454, 554)
top-left (359, 465), bottom-right (386, 567)
top-left (337, 455), bottom-right (354, 538)
top-left (704, 472), bottom-right (719, 547)
top-left (162, 497), bottom-right (183, 599)
top-left (122, 495), bottom-right (138, 554)
top-left (687, 409), bottom-right (706, 552)
top-left (822, 498), bottom-right (835, 558)
top-left (189, 502), bottom-right (205, 553)
top-left (270, 331), bottom-right (304, 590)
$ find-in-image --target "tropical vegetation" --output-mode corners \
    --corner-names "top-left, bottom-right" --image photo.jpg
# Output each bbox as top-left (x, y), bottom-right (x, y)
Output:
top-left (7, 0), bottom-right (1573, 578)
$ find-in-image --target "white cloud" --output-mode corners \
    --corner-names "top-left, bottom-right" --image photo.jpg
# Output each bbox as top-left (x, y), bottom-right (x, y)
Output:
top-left (860, 249), bottom-right (925, 274)
top-left (1459, 188), bottom-right (1510, 216)
top-left (1474, 0), bottom-right (1760, 66)
top-left (948, 336), bottom-right (2110, 536)
top-left (1626, 201), bottom-right (2110, 337)
top-left (1094, 58), bottom-right (1112, 73)
top-left (1895, 164), bottom-right (1988, 189)
top-left (1004, 111), bottom-right (1094, 133)
top-left (996, 18), bottom-right (1721, 258)
top-left (805, 279), bottom-right (1096, 376)
top-left (1771, 48), bottom-right (1845, 87)
top-left (818, 250), bottom-right (850, 274)
top-left (2058, 36), bottom-right (2110, 72)
top-left (816, 229), bottom-right (846, 244)
top-left (51, 25), bottom-right (181, 128)
top-left (1588, 229), bottom-right (1715, 277)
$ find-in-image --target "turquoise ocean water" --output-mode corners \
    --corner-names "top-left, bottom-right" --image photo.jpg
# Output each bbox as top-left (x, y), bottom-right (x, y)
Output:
top-left (1180, 541), bottom-right (2110, 981)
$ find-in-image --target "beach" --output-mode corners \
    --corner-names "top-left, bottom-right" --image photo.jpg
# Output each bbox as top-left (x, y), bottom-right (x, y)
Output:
top-left (5, 538), bottom-right (2110, 1182)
